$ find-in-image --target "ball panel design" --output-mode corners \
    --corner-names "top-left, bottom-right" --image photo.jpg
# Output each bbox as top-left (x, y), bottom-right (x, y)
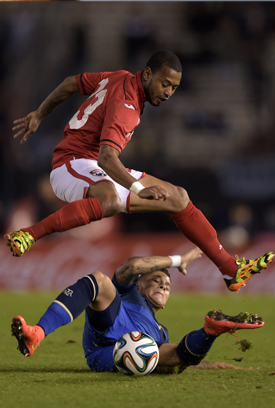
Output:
top-left (113, 332), bottom-right (159, 376)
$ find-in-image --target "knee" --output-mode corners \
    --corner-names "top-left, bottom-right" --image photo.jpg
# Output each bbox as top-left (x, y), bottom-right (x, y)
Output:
top-left (87, 183), bottom-right (123, 217)
top-left (92, 191), bottom-right (123, 217)
top-left (169, 185), bottom-right (190, 212)
top-left (92, 270), bottom-right (112, 290)
top-left (101, 193), bottom-right (123, 217)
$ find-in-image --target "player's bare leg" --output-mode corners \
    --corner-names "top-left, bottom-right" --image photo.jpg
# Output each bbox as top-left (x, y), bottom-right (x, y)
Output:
top-left (129, 174), bottom-right (189, 213)
top-left (87, 270), bottom-right (117, 311)
top-left (130, 174), bottom-right (235, 277)
top-left (87, 181), bottom-right (123, 217)
top-left (130, 174), bottom-right (274, 291)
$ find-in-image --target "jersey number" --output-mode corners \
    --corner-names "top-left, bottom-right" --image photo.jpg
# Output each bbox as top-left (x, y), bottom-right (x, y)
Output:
top-left (69, 78), bottom-right (109, 129)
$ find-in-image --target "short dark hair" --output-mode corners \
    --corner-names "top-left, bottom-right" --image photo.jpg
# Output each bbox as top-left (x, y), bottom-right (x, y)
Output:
top-left (161, 268), bottom-right (170, 279)
top-left (145, 50), bottom-right (182, 74)
top-left (138, 268), bottom-right (171, 282)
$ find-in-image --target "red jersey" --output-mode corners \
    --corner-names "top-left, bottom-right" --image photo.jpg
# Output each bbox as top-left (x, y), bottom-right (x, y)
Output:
top-left (52, 70), bottom-right (146, 169)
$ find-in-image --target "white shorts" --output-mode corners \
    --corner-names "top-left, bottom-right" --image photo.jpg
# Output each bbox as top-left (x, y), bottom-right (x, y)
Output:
top-left (50, 158), bottom-right (145, 213)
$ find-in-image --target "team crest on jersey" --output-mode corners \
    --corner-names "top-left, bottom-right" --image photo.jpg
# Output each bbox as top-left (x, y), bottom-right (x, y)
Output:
top-left (63, 288), bottom-right (73, 297)
top-left (90, 169), bottom-right (107, 177)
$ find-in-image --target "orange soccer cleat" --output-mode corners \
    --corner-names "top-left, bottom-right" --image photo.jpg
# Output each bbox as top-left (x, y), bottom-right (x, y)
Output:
top-left (204, 309), bottom-right (264, 337)
top-left (11, 315), bottom-right (45, 357)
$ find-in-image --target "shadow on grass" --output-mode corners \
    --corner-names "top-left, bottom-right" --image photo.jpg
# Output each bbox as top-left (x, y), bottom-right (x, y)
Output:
top-left (0, 367), bottom-right (92, 373)
top-left (0, 367), bottom-right (136, 384)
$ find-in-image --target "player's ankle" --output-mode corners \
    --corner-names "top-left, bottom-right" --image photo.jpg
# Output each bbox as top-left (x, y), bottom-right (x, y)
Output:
top-left (34, 325), bottom-right (45, 342)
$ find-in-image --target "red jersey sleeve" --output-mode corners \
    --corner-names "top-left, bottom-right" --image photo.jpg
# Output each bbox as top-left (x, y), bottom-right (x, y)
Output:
top-left (100, 100), bottom-right (140, 153)
top-left (77, 72), bottom-right (107, 96)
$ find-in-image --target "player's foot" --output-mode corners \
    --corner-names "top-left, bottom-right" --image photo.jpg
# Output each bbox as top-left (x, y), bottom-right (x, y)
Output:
top-left (4, 231), bottom-right (35, 257)
top-left (11, 315), bottom-right (45, 357)
top-left (204, 309), bottom-right (264, 336)
top-left (224, 252), bottom-right (274, 292)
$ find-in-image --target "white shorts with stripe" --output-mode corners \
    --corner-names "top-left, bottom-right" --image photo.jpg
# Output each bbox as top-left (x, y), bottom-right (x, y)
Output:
top-left (50, 158), bottom-right (145, 213)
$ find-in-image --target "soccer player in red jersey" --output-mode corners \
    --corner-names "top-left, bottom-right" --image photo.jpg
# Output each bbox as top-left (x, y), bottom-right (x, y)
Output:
top-left (5, 50), bottom-right (274, 291)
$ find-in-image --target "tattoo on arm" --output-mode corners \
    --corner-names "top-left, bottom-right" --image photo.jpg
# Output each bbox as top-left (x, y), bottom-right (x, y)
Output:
top-left (115, 256), bottom-right (169, 286)
top-left (135, 256), bottom-right (167, 273)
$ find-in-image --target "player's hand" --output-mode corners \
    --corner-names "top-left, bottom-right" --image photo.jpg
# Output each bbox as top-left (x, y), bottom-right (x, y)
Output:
top-left (12, 111), bottom-right (41, 144)
top-left (137, 185), bottom-right (170, 201)
top-left (178, 247), bottom-right (203, 275)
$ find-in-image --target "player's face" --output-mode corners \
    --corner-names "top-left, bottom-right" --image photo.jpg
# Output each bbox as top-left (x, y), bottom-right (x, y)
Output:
top-left (142, 65), bottom-right (181, 107)
top-left (137, 271), bottom-right (171, 311)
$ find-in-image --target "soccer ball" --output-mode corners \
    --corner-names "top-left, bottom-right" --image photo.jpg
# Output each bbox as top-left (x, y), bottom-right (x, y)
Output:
top-left (113, 331), bottom-right (159, 376)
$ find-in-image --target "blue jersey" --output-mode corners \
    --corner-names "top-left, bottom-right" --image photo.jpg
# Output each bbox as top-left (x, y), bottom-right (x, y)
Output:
top-left (82, 275), bottom-right (169, 372)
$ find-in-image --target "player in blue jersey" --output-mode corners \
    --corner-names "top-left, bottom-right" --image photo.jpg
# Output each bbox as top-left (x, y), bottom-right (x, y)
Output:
top-left (11, 247), bottom-right (264, 373)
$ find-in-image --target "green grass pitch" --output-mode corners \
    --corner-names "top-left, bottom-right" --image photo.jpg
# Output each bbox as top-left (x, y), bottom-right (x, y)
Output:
top-left (1, 291), bottom-right (275, 408)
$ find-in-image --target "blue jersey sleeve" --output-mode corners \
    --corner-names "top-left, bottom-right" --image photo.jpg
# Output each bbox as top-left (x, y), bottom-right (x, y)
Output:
top-left (112, 274), bottom-right (149, 306)
top-left (112, 274), bottom-right (139, 294)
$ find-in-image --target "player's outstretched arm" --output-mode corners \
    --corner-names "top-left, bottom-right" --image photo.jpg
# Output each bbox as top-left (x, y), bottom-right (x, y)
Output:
top-left (156, 344), bottom-right (254, 374)
top-left (188, 361), bottom-right (254, 370)
top-left (13, 75), bottom-right (79, 144)
top-left (178, 247), bottom-right (203, 276)
top-left (114, 247), bottom-right (202, 287)
top-left (114, 255), bottom-right (174, 287)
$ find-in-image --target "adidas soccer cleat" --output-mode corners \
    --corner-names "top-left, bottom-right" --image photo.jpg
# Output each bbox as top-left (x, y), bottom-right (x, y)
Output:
top-left (224, 252), bottom-right (274, 292)
top-left (4, 230), bottom-right (35, 257)
top-left (11, 315), bottom-right (44, 357)
top-left (204, 309), bottom-right (264, 337)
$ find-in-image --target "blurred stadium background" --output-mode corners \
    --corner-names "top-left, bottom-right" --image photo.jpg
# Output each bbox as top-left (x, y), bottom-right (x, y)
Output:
top-left (1, 1), bottom-right (275, 292)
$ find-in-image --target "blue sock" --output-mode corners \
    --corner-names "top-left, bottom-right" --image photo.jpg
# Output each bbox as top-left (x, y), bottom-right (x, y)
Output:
top-left (176, 328), bottom-right (217, 366)
top-left (37, 274), bottom-right (98, 336)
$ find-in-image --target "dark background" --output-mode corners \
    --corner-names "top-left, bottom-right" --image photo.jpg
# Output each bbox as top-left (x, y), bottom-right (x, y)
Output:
top-left (1, 1), bottom-right (275, 246)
